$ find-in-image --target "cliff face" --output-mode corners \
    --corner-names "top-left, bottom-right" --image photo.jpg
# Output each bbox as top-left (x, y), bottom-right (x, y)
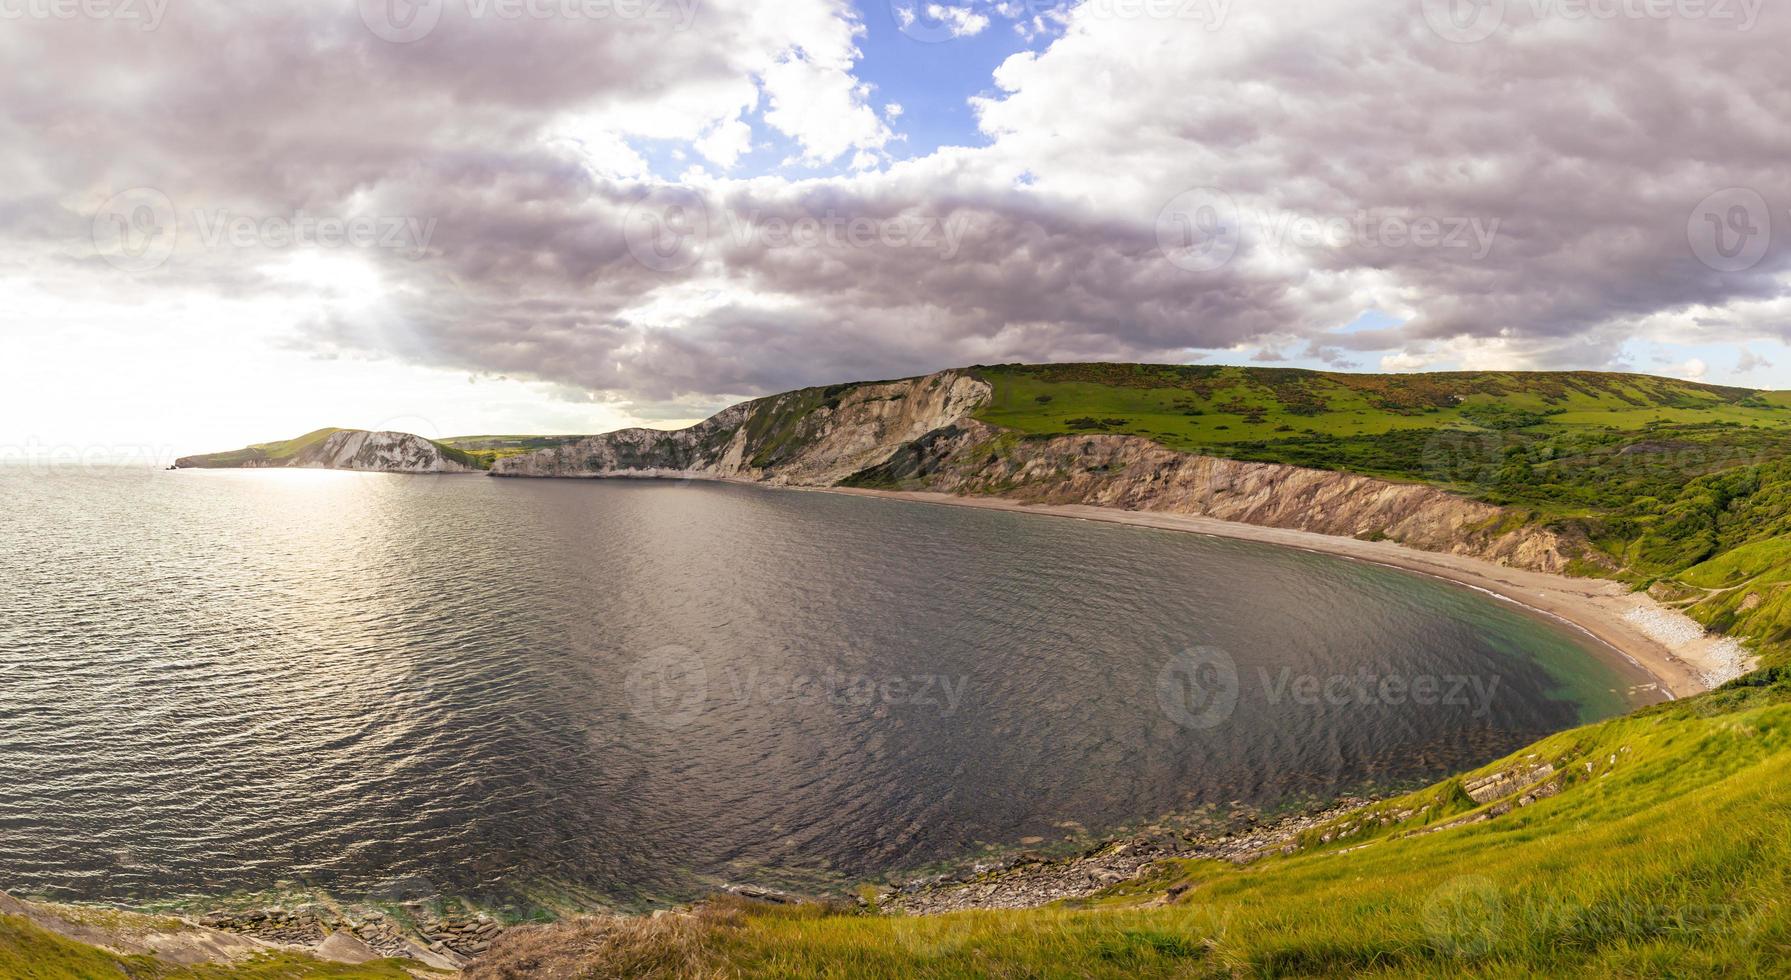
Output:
top-left (492, 369), bottom-right (1588, 574)
top-left (491, 371), bottom-right (993, 485)
top-left (176, 430), bottom-right (477, 473)
top-left (846, 421), bottom-right (1589, 573)
top-left (301, 430), bottom-right (478, 473)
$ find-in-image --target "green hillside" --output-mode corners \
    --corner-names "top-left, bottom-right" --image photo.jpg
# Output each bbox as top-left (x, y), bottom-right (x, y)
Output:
top-left (971, 364), bottom-right (1791, 667)
top-left (974, 364), bottom-right (1791, 499)
top-left (176, 431), bottom-right (588, 470)
top-left (437, 434), bottom-right (589, 467)
top-left (174, 427), bottom-right (348, 468)
top-left (455, 671), bottom-right (1791, 978)
top-left (414, 364), bottom-right (1777, 496)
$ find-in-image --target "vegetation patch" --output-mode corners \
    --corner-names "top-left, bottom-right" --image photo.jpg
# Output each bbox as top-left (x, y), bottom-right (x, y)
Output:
top-left (969, 363), bottom-right (1791, 665)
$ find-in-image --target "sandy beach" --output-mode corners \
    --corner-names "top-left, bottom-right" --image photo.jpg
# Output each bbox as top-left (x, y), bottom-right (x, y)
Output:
top-left (817, 487), bottom-right (1755, 700)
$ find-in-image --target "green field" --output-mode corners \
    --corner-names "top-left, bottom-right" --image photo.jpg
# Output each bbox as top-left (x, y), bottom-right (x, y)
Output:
top-left (970, 364), bottom-right (1791, 667)
top-left (973, 364), bottom-right (1791, 494)
top-left (437, 434), bottom-right (589, 467)
top-left (173, 428), bottom-right (349, 468)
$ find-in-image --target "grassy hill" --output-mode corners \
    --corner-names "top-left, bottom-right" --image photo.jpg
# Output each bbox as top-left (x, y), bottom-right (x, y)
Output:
top-left (455, 670), bottom-right (1791, 978)
top-left (436, 434), bottom-right (589, 468)
top-left (173, 427), bottom-right (350, 468)
top-left (174, 430), bottom-right (587, 471)
top-left (978, 363), bottom-right (1785, 437)
top-left (970, 364), bottom-right (1791, 668)
top-left (974, 364), bottom-right (1791, 504)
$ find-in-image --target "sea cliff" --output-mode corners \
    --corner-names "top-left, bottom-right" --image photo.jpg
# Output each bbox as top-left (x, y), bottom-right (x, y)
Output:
top-left (491, 371), bottom-right (992, 485)
top-left (176, 429), bottom-right (480, 473)
top-left (492, 369), bottom-right (1582, 575)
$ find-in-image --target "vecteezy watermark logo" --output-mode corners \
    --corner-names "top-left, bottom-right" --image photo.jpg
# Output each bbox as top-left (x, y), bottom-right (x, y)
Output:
top-left (1422, 0), bottom-right (1762, 41)
top-left (894, 0), bottom-right (1229, 42)
top-left (623, 187), bottom-right (710, 273)
top-left (623, 644), bottom-right (710, 729)
top-left (360, 0), bottom-right (702, 42)
top-left (1425, 875), bottom-right (1505, 958)
top-left (1689, 187), bottom-right (1771, 273)
top-left (92, 191), bottom-right (439, 268)
top-left (713, 666), bottom-right (972, 716)
top-left (0, 438), bottom-right (177, 473)
top-left (1156, 187), bottom-right (1242, 273)
top-left (190, 209), bottom-right (438, 259)
top-left (359, 0), bottom-right (444, 43)
top-left (0, 0), bottom-right (169, 30)
top-left (1156, 646), bottom-right (1240, 729)
top-left (1079, 0), bottom-right (1230, 29)
top-left (1421, 0), bottom-right (1506, 42)
top-left (890, 0), bottom-right (986, 42)
top-left (620, 644), bottom-right (971, 728)
top-left (1259, 210), bottom-right (1500, 260)
top-left (92, 187), bottom-right (178, 273)
top-left (1260, 669), bottom-right (1502, 717)
top-left (623, 191), bottom-right (972, 272)
top-left (1156, 190), bottom-right (1499, 272)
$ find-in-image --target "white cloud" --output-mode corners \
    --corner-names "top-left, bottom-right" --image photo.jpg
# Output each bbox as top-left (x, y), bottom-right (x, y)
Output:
top-left (1736, 348), bottom-right (1773, 374)
top-left (695, 113), bottom-right (755, 170)
top-left (1380, 351), bottom-right (1432, 372)
top-left (931, 4), bottom-right (992, 38)
top-left (896, 4), bottom-right (992, 39)
top-left (761, 53), bottom-right (892, 166)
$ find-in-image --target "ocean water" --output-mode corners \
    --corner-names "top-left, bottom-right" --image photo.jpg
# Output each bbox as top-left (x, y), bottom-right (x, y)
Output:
top-left (0, 468), bottom-right (1660, 909)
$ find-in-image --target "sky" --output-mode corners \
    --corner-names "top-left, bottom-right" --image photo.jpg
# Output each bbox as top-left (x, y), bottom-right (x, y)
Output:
top-left (1, 0), bottom-right (1788, 461)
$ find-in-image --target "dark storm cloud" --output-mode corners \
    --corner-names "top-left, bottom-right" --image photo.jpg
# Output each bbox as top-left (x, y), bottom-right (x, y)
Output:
top-left (4, 0), bottom-right (1789, 411)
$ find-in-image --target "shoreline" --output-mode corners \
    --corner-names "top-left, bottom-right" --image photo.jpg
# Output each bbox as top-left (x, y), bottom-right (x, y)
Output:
top-left (813, 487), bottom-right (1754, 699)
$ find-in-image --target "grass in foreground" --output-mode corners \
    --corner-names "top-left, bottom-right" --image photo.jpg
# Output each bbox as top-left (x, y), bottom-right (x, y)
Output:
top-left (0, 913), bottom-right (421, 979)
top-left (466, 673), bottom-right (1791, 978)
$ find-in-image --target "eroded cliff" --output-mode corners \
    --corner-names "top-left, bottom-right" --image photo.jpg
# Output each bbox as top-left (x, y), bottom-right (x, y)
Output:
top-left (491, 369), bottom-right (1590, 574)
top-left (845, 421), bottom-right (1589, 573)
top-left (491, 371), bottom-right (992, 485)
top-left (176, 430), bottom-right (478, 473)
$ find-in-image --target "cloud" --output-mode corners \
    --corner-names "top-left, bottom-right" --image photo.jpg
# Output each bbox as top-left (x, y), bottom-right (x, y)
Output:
top-left (4, 0), bottom-right (1790, 421)
top-left (1736, 347), bottom-right (1773, 374)
top-left (896, 4), bottom-right (992, 39)
top-left (695, 113), bottom-right (756, 170)
top-left (1381, 351), bottom-right (1432, 373)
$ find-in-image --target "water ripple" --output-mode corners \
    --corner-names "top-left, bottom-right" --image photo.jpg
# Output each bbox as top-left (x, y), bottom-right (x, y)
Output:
top-left (0, 469), bottom-right (1655, 908)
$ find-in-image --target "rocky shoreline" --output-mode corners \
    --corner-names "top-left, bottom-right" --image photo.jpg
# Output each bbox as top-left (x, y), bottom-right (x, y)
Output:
top-left (196, 902), bottom-right (503, 967)
top-left (877, 799), bottom-right (1370, 916)
top-left (1, 798), bottom-right (1379, 973)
